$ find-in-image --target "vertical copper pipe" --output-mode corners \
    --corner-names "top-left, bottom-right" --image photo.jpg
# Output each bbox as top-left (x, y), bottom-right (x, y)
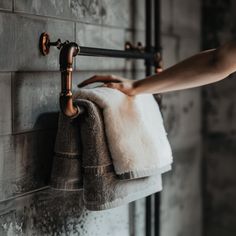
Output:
top-left (59, 42), bottom-right (80, 118)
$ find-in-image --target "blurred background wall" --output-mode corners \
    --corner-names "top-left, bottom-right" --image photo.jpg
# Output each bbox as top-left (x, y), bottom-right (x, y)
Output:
top-left (202, 0), bottom-right (236, 235)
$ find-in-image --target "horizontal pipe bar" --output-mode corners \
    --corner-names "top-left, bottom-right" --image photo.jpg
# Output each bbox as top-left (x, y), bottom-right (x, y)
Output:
top-left (78, 46), bottom-right (154, 60)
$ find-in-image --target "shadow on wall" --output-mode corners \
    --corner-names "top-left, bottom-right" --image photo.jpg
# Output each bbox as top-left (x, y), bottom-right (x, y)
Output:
top-left (0, 112), bottom-right (58, 201)
top-left (33, 112), bottom-right (59, 131)
top-left (31, 112), bottom-right (59, 185)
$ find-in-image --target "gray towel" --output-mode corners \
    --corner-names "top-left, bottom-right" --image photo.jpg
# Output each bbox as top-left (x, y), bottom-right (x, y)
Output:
top-left (50, 99), bottom-right (162, 211)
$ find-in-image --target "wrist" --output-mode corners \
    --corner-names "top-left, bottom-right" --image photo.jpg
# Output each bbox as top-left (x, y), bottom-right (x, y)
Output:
top-left (132, 80), bottom-right (143, 95)
top-left (132, 80), bottom-right (142, 95)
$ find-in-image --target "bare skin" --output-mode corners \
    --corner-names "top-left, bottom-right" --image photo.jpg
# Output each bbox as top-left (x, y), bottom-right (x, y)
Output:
top-left (77, 41), bottom-right (236, 96)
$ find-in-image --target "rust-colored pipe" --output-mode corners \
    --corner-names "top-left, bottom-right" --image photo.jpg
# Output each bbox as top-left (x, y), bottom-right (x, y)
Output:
top-left (59, 42), bottom-right (80, 118)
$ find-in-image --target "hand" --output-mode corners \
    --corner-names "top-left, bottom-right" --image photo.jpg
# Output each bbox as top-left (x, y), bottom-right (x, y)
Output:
top-left (77, 74), bottom-right (137, 96)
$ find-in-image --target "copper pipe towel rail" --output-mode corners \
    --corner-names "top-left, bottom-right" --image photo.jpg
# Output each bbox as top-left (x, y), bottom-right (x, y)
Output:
top-left (39, 32), bottom-right (161, 118)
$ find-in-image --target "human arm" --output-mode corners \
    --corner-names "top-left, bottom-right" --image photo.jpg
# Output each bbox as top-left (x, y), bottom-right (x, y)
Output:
top-left (78, 41), bottom-right (236, 95)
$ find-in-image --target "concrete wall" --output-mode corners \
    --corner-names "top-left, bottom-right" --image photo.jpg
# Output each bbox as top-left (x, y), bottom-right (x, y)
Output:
top-left (160, 0), bottom-right (202, 236)
top-left (202, 0), bottom-right (236, 235)
top-left (130, 0), bottom-right (202, 235)
top-left (0, 0), bottom-right (202, 235)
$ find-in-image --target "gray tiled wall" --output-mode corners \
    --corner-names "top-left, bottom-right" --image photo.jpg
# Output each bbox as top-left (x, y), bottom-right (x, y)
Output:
top-left (0, 1), bottom-right (133, 234)
top-left (0, 13), bottom-right (74, 71)
top-left (0, 0), bottom-right (202, 235)
top-left (0, 1), bottom-right (12, 11)
top-left (0, 73), bottom-right (11, 135)
top-left (14, 0), bottom-right (133, 28)
top-left (160, 0), bottom-right (202, 235)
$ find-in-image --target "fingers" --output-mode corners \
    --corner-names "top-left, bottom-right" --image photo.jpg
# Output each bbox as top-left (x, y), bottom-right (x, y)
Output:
top-left (103, 82), bottom-right (121, 90)
top-left (103, 82), bottom-right (133, 96)
top-left (77, 75), bottom-right (121, 88)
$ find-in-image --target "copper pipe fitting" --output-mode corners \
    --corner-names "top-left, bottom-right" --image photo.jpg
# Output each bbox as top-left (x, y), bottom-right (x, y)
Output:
top-left (59, 42), bottom-right (80, 118)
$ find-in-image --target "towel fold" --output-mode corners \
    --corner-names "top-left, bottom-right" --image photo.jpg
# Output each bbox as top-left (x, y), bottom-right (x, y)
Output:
top-left (75, 87), bottom-right (173, 179)
top-left (51, 87), bottom-right (173, 210)
top-left (52, 100), bottom-right (163, 210)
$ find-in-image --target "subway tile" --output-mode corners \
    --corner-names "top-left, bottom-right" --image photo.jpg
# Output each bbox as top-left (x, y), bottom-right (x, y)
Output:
top-left (102, 0), bottom-right (132, 28)
top-left (15, 0), bottom-right (134, 29)
top-left (14, 0), bottom-right (104, 24)
top-left (12, 72), bottom-right (60, 133)
top-left (0, 188), bottom-right (130, 235)
top-left (0, 135), bottom-right (14, 201)
top-left (0, 73), bottom-right (11, 135)
top-left (0, 13), bottom-right (14, 71)
top-left (0, 131), bottom-right (56, 201)
top-left (14, 131), bottom-right (56, 196)
top-left (75, 23), bottom-right (132, 70)
top-left (0, 13), bottom-right (74, 71)
top-left (133, 0), bottom-right (145, 30)
top-left (0, 1), bottom-right (12, 11)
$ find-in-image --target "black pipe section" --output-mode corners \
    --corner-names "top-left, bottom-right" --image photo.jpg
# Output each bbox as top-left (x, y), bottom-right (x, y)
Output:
top-left (154, 0), bottom-right (161, 235)
top-left (145, 0), bottom-right (153, 236)
top-left (145, 0), bottom-right (152, 76)
top-left (154, 0), bottom-right (161, 53)
top-left (78, 46), bottom-right (153, 60)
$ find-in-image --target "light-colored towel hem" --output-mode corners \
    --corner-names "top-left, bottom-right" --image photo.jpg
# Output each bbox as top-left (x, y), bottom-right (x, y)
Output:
top-left (117, 161), bottom-right (173, 180)
top-left (85, 178), bottom-right (163, 211)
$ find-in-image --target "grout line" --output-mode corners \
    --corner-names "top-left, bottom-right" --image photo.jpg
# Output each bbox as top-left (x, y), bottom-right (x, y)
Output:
top-left (74, 21), bottom-right (77, 70)
top-left (0, 186), bottom-right (50, 204)
top-left (0, 8), bottom-right (12, 12)
top-left (0, 10), bottom-right (135, 31)
top-left (10, 72), bottom-right (13, 135)
top-left (11, 127), bottom-right (58, 136)
top-left (12, 0), bottom-right (14, 12)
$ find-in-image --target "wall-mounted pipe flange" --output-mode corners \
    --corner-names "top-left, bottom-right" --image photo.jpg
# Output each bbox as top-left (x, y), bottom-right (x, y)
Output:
top-left (39, 32), bottom-right (75, 56)
top-left (39, 32), bottom-right (51, 55)
top-left (125, 41), bottom-right (145, 52)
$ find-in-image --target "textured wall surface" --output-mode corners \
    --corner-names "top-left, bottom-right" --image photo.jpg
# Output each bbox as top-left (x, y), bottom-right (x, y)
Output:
top-left (160, 0), bottom-right (202, 235)
top-left (0, 1), bottom-right (134, 235)
top-left (202, 1), bottom-right (236, 235)
top-left (0, 0), bottom-right (202, 235)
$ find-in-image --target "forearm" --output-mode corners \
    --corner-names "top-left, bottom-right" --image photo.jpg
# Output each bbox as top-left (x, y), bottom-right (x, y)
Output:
top-left (134, 41), bottom-right (236, 94)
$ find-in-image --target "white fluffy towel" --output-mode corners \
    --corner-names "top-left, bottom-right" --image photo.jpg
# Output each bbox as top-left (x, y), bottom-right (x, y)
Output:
top-left (75, 87), bottom-right (173, 179)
